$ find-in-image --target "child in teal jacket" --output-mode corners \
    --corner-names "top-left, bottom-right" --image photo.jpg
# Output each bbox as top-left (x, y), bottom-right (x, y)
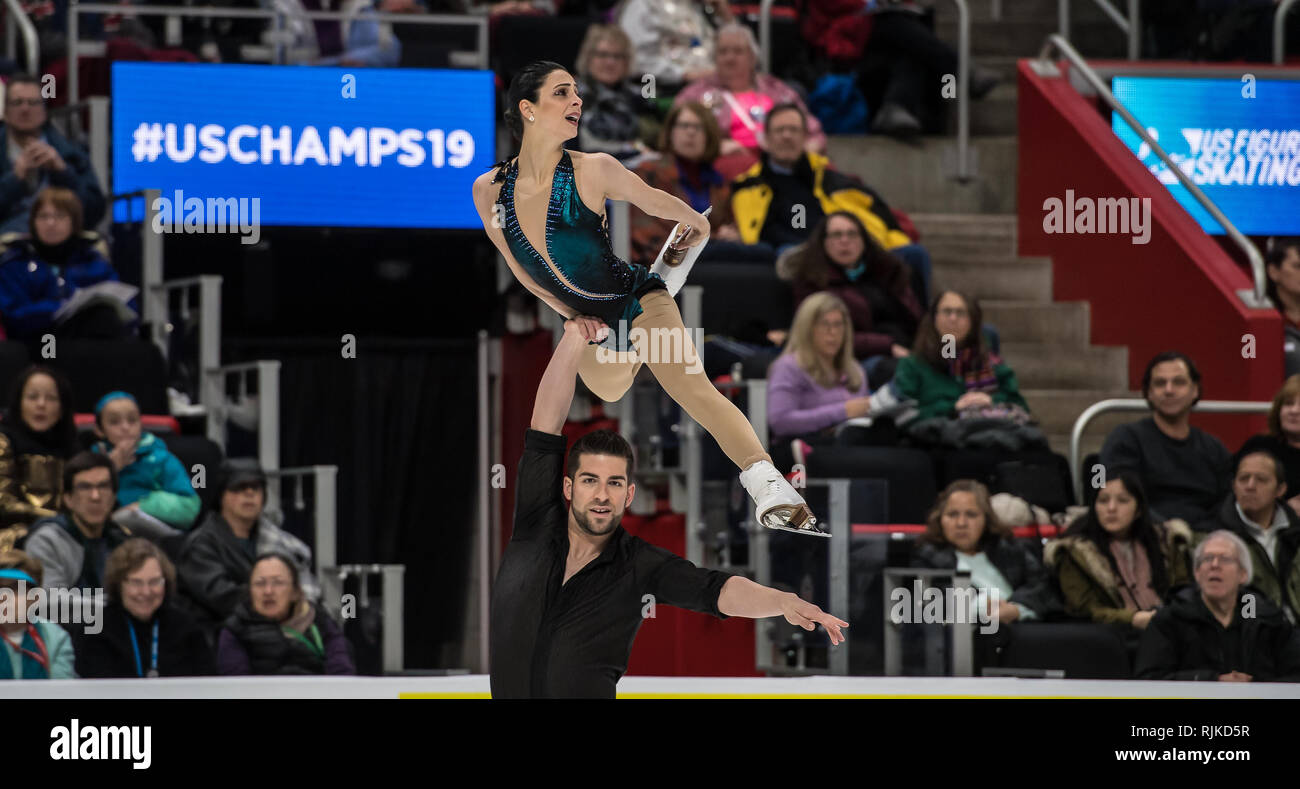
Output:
top-left (91, 391), bottom-right (200, 531)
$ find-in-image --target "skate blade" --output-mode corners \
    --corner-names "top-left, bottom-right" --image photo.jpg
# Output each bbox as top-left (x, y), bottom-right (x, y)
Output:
top-left (760, 505), bottom-right (829, 537)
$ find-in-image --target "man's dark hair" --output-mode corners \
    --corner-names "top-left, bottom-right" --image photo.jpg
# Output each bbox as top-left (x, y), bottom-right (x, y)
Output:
top-left (764, 102), bottom-right (806, 134)
top-left (1140, 351), bottom-right (1202, 409)
top-left (1265, 237), bottom-right (1300, 309)
top-left (62, 450), bottom-right (119, 499)
top-left (1232, 438), bottom-right (1287, 485)
top-left (503, 60), bottom-right (568, 142)
top-left (5, 73), bottom-right (42, 93)
top-left (565, 429), bottom-right (635, 480)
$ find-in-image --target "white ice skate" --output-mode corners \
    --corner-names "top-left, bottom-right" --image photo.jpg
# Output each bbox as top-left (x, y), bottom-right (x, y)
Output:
top-left (649, 206), bottom-right (711, 297)
top-left (739, 460), bottom-right (828, 537)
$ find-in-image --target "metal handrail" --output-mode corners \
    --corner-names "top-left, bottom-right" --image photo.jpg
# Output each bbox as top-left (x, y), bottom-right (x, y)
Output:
top-left (1060, 0), bottom-right (1140, 60)
top-left (758, 0), bottom-right (970, 180)
top-left (1277, 0), bottom-right (1299, 65)
top-left (67, 1), bottom-right (489, 103)
top-left (1037, 34), bottom-right (1269, 309)
top-left (1069, 398), bottom-right (1270, 503)
top-left (3, 0), bottom-right (38, 74)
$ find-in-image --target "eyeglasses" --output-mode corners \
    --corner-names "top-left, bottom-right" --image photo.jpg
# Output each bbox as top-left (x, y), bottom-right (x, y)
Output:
top-left (937, 307), bottom-right (969, 318)
top-left (674, 121), bottom-right (705, 133)
top-left (251, 578), bottom-right (291, 590)
top-left (72, 481), bottom-right (114, 494)
top-left (826, 230), bottom-right (861, 241)
top-left (124, 576), bottom-right (165, 591)
top-left (1197, 554), bottom-right (1239, 568)
top-left (6, 98), bottom-right (43, 108)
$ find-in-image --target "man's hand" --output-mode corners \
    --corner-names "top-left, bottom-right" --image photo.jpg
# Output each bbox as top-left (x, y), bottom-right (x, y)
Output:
top-left (27, 141), bottom-right (66, 173)
top-left (780, 593), bottom-right (848, 645)
top-left (954, 391), bottom-right (993, 410)
top-left (1131, 610), bottom-right (1155, 630)
top-left (1219, 671), bottom-right (1252, 682)
top-left (996, 600), bottom-right (1020, 624)
top-left (564, 315), bottom-right (609, 344)
top-left (12, 146), bottom-right (38, 180)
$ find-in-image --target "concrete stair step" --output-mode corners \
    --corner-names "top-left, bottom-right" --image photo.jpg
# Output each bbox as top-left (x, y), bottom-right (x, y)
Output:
top-left (1024, 389), bottom-right (1139, 437)
top-left (824, 135), bottom-right (1018, 214)
top-left (949, 82), bottom-right (1018, 137)
top-left (909, 212), bottom-right (1016, 240)
top-left (1000, 342), bottom-right (1129, 390)
top-left (931, 256), bottom-right (1052, 302)
top-left (980, 299), bottom-right (1089, 346)
top-left (936, 19), bottom-right (1128, 57)
top-left (1047, 432), bottom-right (1105, 461)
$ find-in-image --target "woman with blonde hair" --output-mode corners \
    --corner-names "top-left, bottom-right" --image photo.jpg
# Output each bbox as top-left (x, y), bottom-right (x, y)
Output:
top-left (767, 292), bottom-right (936, 522)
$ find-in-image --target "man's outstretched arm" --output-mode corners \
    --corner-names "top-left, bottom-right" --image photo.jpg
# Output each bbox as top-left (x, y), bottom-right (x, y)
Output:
top-left (718, 576), bottom-right (849, 645)
top-left (531, 316), bottom-right (609, 435)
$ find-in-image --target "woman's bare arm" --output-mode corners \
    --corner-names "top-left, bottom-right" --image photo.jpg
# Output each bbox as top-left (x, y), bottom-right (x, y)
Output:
top-left (472, 172), bottom-right (579, 320)
top-left (581, 152), bottom-right (709, 239)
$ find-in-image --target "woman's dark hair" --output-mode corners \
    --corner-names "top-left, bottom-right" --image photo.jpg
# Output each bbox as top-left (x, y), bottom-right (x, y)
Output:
top-left (787, 211), bottom-right (912, 294)
top-left (919, 479), bottom-right (1012, 549)
top-left (1065, 468), bottom-right (1171, 595)
top-left (657, 100), bottom-right (721, 162)
top-left (6, 364), bottom-right (78, 452)
top-left (1140, 350), bottom-right (1202, 408)
top-left (1265, 236), bottom-right (1300, 309)
top-left (911, 290), bottom-right (986, 371)
top-left (30, 187), bottom-right (85, 239)
top-left (503, 60), bottom-right (568, 143)
top-left (250, 552), bottom-right (302, 592)
top-left (566, 428), bottom-right (635, 480)
top-left (104, 538), bottom-right (177, 604)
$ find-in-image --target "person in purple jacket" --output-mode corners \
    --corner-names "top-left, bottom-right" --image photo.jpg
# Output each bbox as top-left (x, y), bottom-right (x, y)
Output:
top-left (215, 553), bottom-right (354, 676)
top-left (767, 291), bottom-right (937, 522)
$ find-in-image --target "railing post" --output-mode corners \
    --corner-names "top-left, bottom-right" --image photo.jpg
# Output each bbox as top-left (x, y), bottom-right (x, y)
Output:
top-left (1127, 0), bottom-right (1140, 60)
top-left (313, 465), bottom-right (337, 570)
top-left (477, 330), bottom-right (491, 673)
top-left (1277, 0), bottom-right (1299, 65)
top-left (69, 0), bottom-right (79, 105)
top-left (258, 360), bottom-right (282, 509)
top-left (141, 188), bottom-right (167, 360)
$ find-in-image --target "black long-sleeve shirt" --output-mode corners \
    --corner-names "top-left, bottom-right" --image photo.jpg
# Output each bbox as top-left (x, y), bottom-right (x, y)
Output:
top-left (1099, 417), bottom-right (1231, 523)
top-left (489, 429), bottom-right (735, 699)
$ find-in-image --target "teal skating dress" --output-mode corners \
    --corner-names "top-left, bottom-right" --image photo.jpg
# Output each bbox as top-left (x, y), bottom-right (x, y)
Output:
top-left (492, 150), bottom-right (666, 352)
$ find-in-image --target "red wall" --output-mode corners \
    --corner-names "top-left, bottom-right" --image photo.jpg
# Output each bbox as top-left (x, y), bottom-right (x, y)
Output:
top-left (1017, 60), bottom-right (1282, 448)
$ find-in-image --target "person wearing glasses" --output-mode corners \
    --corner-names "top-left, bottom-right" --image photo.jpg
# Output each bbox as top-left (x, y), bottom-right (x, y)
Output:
top-left (22, 452), bottom-right (130, 623)
top-left (0, 74), bottom-right (105, 235)
top-left (1135, 529), bottom-right (1300, 682)
top-left (74, 538), bottom-right (214, 678)
top-left (177, 460), bottom-right (320, 642)
top-left (569, 25), bottom-right (658, 166)
top-left (216, 553), bottom-right (354, 675)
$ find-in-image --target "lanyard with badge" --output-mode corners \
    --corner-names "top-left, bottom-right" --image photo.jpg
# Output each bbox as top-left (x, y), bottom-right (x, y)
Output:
top-left (283, 624), bottom-right (325, 660)
top-left (126, 617), bottom-right (159, 678)
top-left (1, 624), bottom-right (49, 671)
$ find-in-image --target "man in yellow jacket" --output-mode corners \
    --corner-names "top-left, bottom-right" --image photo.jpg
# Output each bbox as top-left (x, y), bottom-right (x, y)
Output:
top-left (728, 103), bottom-right (931, 303)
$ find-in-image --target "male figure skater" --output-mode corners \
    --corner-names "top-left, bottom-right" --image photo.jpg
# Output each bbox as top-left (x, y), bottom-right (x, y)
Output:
top-left (489, 315), bottom-right (848, 699)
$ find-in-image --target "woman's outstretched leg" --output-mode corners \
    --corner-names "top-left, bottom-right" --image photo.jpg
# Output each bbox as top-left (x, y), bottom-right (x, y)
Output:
top-left (577, 342), bottom-right (642, 403)
top-left (630, 290), bottom-right (824, 535)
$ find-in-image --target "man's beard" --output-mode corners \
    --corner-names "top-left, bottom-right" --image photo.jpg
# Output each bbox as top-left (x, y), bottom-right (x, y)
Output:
top-left (572, 504), bottom-right (621, 536)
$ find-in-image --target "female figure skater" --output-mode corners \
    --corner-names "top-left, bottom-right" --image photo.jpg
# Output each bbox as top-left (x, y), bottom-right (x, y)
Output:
top-left (472, 60), bottom-right (822, 535)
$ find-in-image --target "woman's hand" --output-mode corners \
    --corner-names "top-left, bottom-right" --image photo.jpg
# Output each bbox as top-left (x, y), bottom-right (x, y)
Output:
top-left (677, 215), bottom-right (711, 249)
top-left (563, 315), bottom-right (609, 344)
top-left (844, 396), bottom-right (872, 419)
top-left (996, 600), bottom-right (1020, 624)
top-left (1131, 610), bottom-right (1155, 630)
top-left (890, 343), bottom-right (910, 359)
top-left (955, 391), bottom-right (993, 410)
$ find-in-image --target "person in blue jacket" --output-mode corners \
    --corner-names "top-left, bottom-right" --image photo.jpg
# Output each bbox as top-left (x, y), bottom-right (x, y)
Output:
top-left (0, 186), bottom-right (135, 341)
top-left (91, 391), bottom-right (200, 533)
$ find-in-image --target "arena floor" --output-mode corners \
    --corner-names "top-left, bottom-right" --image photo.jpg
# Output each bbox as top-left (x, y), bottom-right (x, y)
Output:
top-left (12, 675), bottom-right (1300, 699)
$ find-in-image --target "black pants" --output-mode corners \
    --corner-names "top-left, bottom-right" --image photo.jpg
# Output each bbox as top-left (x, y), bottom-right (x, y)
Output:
top-left (857, 11), bottom-right (959, 121)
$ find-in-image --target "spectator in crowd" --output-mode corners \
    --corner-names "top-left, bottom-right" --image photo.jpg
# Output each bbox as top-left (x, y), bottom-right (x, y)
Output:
top-left (22, 452), bottom-right (129, 611)
top-left (1135, 529), bottom-right (1300, 681)
top-left (1264, 237), bottom-right (1300, 377)
top-left (178, 459), bottom-right (320, 640)
top-left (0, 74), bottom-right (105, 235)
top-left (1099, 351), bottom-right (1231, 524)
top-left (0, 186), bottom-right (136, 342)
top-left (799, 1), bottom-right (999, 137)
top-left (312, 0), bottom-right (426, 68)
top-left (1238, 374), bottom-right (1300, 513)
top-left (1045, 471), bottom-right (1193, 636)
top-left (728, 104), bottom-right (930, 285)
top-left (216, 553), bottom-right (354, 675)
top-left (628, 101), bottom-right (742, 267)
top-left (0, 541), bottom-right (76, 679)
top-left (1193, 446), bottom-right (1300, 623)
top-left (766, 292), bottom-right (936, 521)
top-left (0, 365), bottom-right (79, 528)
top-left (91, 391), bottom-right (201, 535)
top-left (617, 0), bottom-right (729, 94)
top-left (674, 23), bottom-right (826, 178)
top-left (74, 538), bottom-right (214, 678)
top-left (777, 211), bottom-right (923, 388)
top-left (568, 24), bottom-right (657, 165)
top-left (913, 479), bottom-right (1061, 623)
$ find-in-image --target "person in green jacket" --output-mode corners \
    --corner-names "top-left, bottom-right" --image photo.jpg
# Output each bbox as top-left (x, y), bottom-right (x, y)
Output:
top-left (90, 391), bottom-right (199, 534)
top-left (891, 290), bottom-right (1029, 422)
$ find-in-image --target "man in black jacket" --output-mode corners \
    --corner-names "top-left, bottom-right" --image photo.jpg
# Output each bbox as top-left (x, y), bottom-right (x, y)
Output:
top-left (1193, 446), bottom-right (1300, 624)
top-left (1135, 530), bottom-right (1300, 681)
top-left (490, 315), bottom-right (848, 699)
top-left (0, 74), bottom-right (106, 234)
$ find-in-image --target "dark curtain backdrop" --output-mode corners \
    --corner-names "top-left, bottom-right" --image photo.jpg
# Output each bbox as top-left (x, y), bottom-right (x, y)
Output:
top-left (228, 337), bottom-right (479, 670)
